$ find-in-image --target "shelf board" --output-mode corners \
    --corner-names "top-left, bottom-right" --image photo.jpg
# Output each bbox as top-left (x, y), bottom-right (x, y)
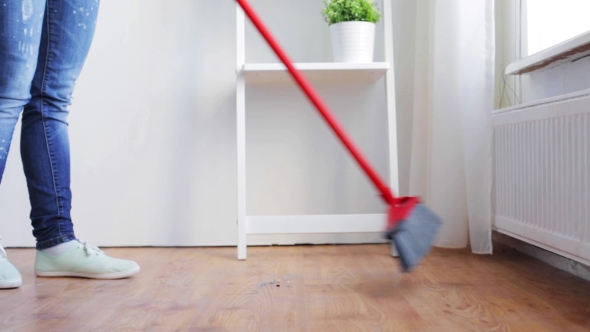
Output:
top-left (243, 62), bottom-right (389, 85)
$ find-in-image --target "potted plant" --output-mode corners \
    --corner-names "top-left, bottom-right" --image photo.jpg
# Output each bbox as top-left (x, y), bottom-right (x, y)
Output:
top-left (322, 0), bottom-right (381, 63)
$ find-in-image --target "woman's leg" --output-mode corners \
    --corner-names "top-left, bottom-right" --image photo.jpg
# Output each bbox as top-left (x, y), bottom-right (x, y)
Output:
top-left (0, 0), bottom-right (46, 183)
top-left (21, 0), bottom-right (100, 249)
top-left (25, 0), bottom-right (140, 279)
top-left (0, 0), bottom-right (46, 289)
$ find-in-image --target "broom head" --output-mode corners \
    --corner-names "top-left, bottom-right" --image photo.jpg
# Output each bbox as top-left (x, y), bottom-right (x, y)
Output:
top-left (384, 197), bottom-right (441, 272)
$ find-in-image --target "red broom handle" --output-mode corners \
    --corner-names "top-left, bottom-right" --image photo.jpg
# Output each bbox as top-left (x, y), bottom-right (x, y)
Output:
top-left (236, 0), bottom-right (396, 205)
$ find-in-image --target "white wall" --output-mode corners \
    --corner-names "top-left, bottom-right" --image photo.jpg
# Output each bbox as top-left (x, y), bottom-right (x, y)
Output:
top-left (522, 57), bottom-right (590, 101)
top-left (1, 0), bottom-right (419, 248)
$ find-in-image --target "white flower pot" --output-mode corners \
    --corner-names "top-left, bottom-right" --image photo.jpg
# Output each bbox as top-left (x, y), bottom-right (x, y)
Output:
top-left (329, 21), bottom-right (376, 63)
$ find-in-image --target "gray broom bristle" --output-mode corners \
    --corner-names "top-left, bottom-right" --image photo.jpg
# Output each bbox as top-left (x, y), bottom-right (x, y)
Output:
top-left (386, 203), bottom-right (441, 272)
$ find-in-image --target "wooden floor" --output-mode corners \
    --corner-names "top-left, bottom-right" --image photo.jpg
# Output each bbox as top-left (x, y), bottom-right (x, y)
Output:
top-left (1, 244), bottom-right (589, 331)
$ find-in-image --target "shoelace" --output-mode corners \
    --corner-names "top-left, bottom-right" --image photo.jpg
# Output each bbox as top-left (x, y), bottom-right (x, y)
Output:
top-left (77, 241), bottom-right (103, 256)
top-left (0, 236), bottom-right (7, 259)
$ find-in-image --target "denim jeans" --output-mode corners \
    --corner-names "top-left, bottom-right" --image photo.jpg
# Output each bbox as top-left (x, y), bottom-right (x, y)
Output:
top-left (0, 0), bottom-right (99, 249)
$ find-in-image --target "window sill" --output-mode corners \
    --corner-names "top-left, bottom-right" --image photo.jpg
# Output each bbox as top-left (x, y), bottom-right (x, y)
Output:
top-left (505, 31), bottom-right (590, 75)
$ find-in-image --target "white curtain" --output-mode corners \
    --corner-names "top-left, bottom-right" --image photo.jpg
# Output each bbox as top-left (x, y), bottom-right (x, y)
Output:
top-left (409, 0), bottom-right (495, 254)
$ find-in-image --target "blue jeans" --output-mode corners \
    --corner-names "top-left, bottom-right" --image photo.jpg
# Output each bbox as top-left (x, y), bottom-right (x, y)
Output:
top-left (0, 0), bottom-right (99, 249)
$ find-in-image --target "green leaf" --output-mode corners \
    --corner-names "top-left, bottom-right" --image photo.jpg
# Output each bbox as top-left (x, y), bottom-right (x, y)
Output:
top-left (322, 0), bottom-right (381, 25)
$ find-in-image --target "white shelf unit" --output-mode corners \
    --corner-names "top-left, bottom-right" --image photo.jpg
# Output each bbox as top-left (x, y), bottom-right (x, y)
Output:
top-left (235, 0), bottom-right (399, 260)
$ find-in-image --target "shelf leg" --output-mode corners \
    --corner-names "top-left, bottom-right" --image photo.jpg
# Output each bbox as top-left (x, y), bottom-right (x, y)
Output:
top-left (237, 3), bottom-right (247, 260)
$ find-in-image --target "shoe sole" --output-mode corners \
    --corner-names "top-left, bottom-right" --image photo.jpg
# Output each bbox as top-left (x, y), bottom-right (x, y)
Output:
top-left (35, 266), bottom-right (140, 280)
top-left (0, 280), bottom-right (22, 289)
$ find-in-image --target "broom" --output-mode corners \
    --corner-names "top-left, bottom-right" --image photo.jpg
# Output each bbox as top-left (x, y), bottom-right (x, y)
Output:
top-left (235, 0), bottom-right (441, 272)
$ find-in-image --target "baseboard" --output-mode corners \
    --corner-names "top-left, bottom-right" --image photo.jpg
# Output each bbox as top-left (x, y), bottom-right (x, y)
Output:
top-left (493, 231), bottom-right (590, 282)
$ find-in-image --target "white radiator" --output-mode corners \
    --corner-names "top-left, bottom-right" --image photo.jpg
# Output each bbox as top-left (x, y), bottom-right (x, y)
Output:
top-left (493, 89), bottom-right (590, 266)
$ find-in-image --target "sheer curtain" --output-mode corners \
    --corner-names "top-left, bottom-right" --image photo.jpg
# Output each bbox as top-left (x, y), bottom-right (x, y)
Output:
top-left (409, 0), bottom-right (495, 254)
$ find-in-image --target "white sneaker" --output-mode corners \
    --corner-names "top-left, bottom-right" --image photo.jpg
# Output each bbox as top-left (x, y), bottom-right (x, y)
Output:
top-left (0, 237), bottom-right (23, 289)
top-left (35, 240), bottom-right (140, 279)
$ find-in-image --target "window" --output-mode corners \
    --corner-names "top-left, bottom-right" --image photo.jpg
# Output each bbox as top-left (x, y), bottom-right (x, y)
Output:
top-left (526, 0), bottom-right (590, 55)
